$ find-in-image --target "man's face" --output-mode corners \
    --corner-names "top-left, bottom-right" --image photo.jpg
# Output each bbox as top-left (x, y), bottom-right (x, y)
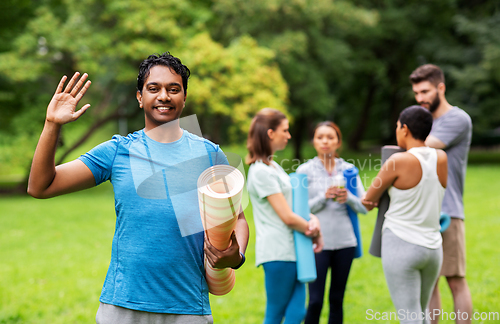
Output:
top-left (412, 81), bottom-right (440, 113)
top-left (136, 65), bottom-right (186, 130)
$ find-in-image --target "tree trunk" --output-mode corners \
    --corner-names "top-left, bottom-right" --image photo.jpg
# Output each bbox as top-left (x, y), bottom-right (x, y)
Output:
top-left (384, 88), bottom-right (402, 145)
top-left (211, 114), bottom-right (222, 145)
top-left (348, 80), bottom-right (377, 151)
top-left (292, 113), bottom-right (306, 160)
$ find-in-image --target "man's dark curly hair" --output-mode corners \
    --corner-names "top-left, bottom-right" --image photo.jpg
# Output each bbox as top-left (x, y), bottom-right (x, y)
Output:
top-left (137, 52), bottom-right (190, 95)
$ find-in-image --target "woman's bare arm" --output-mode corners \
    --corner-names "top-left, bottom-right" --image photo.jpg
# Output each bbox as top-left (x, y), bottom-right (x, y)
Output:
top-left (267, 193), bottom-right (320, 237)
top-left (362, 154), bottom-right (402, 210)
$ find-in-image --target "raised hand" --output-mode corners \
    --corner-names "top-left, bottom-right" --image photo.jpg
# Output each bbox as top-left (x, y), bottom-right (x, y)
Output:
top-left (46, 72), bottom-right (92, 125)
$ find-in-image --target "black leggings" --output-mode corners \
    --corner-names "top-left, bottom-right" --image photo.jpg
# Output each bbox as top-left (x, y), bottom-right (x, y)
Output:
top-left (305, 247), bottom-right (355, 324)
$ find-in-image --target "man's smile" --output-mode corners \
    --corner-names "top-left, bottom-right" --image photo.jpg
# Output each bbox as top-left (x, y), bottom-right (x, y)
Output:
top-left (155, 106), bottom-right (174, 112)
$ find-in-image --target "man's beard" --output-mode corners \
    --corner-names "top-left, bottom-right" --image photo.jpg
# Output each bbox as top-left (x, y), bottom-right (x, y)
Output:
top-left (428, 94), bottom-right (440, 113)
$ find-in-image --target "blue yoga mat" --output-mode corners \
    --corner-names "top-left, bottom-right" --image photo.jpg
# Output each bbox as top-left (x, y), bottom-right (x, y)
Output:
top-left (440, 212), bottom-right (451, 232)
top-left (289, 173), bottom-right (317, 283)
top-left (344, 167), bottom-right (363, 258)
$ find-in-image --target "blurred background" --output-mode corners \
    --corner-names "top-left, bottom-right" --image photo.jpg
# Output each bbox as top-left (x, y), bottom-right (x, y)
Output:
top-left (1, 2), bottom-right (500, 323)
top-left (1, 0), bottom-right (500, 188)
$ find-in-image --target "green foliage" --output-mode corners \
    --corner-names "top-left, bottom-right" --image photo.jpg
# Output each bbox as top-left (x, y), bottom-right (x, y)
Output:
top-left (209, 0), bottom-right (379, 148)
top-left (0, 0), bottom-right (288, 178)
top-left (180, 33), bottom-right (288, 142)
top-left (208, 0), bottom-right (500, 152)
top-left (447, 11), bottom-right (500, 138)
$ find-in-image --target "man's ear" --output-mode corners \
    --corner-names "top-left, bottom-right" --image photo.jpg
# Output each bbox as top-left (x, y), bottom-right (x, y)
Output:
top-left (437, 82), bottom-right (446, 95)
top-left (136, 91), bottom-right (143, 108)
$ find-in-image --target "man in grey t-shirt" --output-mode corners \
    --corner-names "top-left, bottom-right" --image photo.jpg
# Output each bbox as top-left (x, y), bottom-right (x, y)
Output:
top-left (410, 64), bottom-right (473, 324)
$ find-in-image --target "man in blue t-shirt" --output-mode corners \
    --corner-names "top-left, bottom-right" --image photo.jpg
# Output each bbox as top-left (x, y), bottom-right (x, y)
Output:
top-left (410, 64), bottom-right (473, 324)
top-left (27, 52), bottom-right (249, 324)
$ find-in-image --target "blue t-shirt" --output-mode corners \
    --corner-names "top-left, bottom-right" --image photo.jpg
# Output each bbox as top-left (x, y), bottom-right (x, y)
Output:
top-left (78, 129), bottom-right (227, 314)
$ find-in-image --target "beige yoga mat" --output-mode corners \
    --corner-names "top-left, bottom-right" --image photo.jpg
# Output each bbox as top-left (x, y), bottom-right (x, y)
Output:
top-left (198, 165), bottom-right (245, 295)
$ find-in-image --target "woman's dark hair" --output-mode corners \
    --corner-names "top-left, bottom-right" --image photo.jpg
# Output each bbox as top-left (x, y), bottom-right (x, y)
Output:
top-left (246, 108), bottom-right (287, 165)
top-left (137, 52), bottom-right (190, 94)
top-left (313, 121), bottom-right (342, 158)
top-left (398, 105), bottom-right (433, 141)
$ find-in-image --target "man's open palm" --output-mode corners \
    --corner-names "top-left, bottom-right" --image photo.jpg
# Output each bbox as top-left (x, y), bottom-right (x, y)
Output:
top-left (46, 72), bottom-right (91, 125)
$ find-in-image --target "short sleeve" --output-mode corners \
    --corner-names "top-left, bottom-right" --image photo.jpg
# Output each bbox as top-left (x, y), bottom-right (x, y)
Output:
top-left (214, 147), bottom-right (229, 166)
top-left (204, 142), bottom-right (229, 166)
top-left (250, 164), bottom-right (282, 199)
top-left (431, 111), bottom-right (471, 147)
top-left (78, 136), bottom-right (119, 185)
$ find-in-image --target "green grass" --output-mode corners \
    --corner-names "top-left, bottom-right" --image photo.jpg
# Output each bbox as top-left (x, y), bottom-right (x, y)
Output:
top-left (1, 165), bottom-right (499, 323)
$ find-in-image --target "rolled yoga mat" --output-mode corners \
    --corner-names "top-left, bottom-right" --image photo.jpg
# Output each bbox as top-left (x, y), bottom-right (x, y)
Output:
top-left (290, 173), bottom-right (317, 283)
top-left (440, 212), bottom-right (451, 232)
top-left (198, 165), bottom-right (245, 295)
top-left (344, 167), bottom-right (363, 258)
top-left (368, 145), bottom-right (405, 257)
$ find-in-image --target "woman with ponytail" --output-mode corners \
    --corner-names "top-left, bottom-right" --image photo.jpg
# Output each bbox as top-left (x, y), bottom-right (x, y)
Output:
top-left (246, 108), bottom-right (323, 324)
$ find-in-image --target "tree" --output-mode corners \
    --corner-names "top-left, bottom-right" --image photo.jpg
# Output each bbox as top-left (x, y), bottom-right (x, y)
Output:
top-left (0, 0), bottom-right (288, 192)
top-left (338, 0), bottom-right (463, 149)
top-left (446, 6), bottom-right (500, 144)
top-left (337, 0), bottom-right (500, 148)
top-left (207, 0), bottom-right (378, 157)
top-left (208, 0), bottom-right (500, 153)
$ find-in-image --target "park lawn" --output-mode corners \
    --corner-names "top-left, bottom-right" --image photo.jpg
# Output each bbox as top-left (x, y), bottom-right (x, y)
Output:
top-left (0, 165), bottom-right (499, 324)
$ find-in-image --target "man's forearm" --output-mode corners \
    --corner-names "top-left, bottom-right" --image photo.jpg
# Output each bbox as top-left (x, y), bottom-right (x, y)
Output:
top-left (425, 135), bottom-right (446, 149)
top-left (235, 211), bottom-right (249, 254)
top-left (27, 121), bottom-right (61, 197)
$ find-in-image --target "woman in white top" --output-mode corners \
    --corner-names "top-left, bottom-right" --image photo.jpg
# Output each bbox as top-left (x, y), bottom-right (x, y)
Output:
top-left (246, 108), bottom-right (323, 324)
top-left (296, 121), bottom-right (367, 324)
top-left (363, 106), bottom-right (448, 324)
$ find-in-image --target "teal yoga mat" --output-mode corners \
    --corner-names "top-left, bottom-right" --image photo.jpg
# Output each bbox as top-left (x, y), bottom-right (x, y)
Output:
top-left (440, 212), bottom-right (451, 232)
top-left (344, 167), bottom-right (363, 258)
top-left (289, 173), bottom-right (317, 283)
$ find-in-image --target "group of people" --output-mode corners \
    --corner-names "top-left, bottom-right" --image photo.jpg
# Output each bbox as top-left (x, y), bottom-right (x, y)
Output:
top-left (28, 52), bottom-right (472, 324)
top-left (246, 111), bottom-right (368, 324)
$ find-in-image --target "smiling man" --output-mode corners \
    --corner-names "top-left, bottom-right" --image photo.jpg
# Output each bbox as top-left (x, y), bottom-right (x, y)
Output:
top-left (410, 64), bottom-right (472, 324)
top-left (27, 52), bottom-right (249, 324)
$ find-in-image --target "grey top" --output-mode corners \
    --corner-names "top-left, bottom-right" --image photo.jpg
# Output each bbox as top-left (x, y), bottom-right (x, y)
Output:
top-left (296, 157), bottom-right (367, 250)
top-left (247, 160), bottom-right (296, 266)
top-left (430, 106), bottom-right (472, 219)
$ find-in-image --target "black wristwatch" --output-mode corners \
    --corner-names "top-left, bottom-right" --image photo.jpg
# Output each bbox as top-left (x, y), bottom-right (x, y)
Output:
top-left (231, 252), bottom-right (246, 270)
